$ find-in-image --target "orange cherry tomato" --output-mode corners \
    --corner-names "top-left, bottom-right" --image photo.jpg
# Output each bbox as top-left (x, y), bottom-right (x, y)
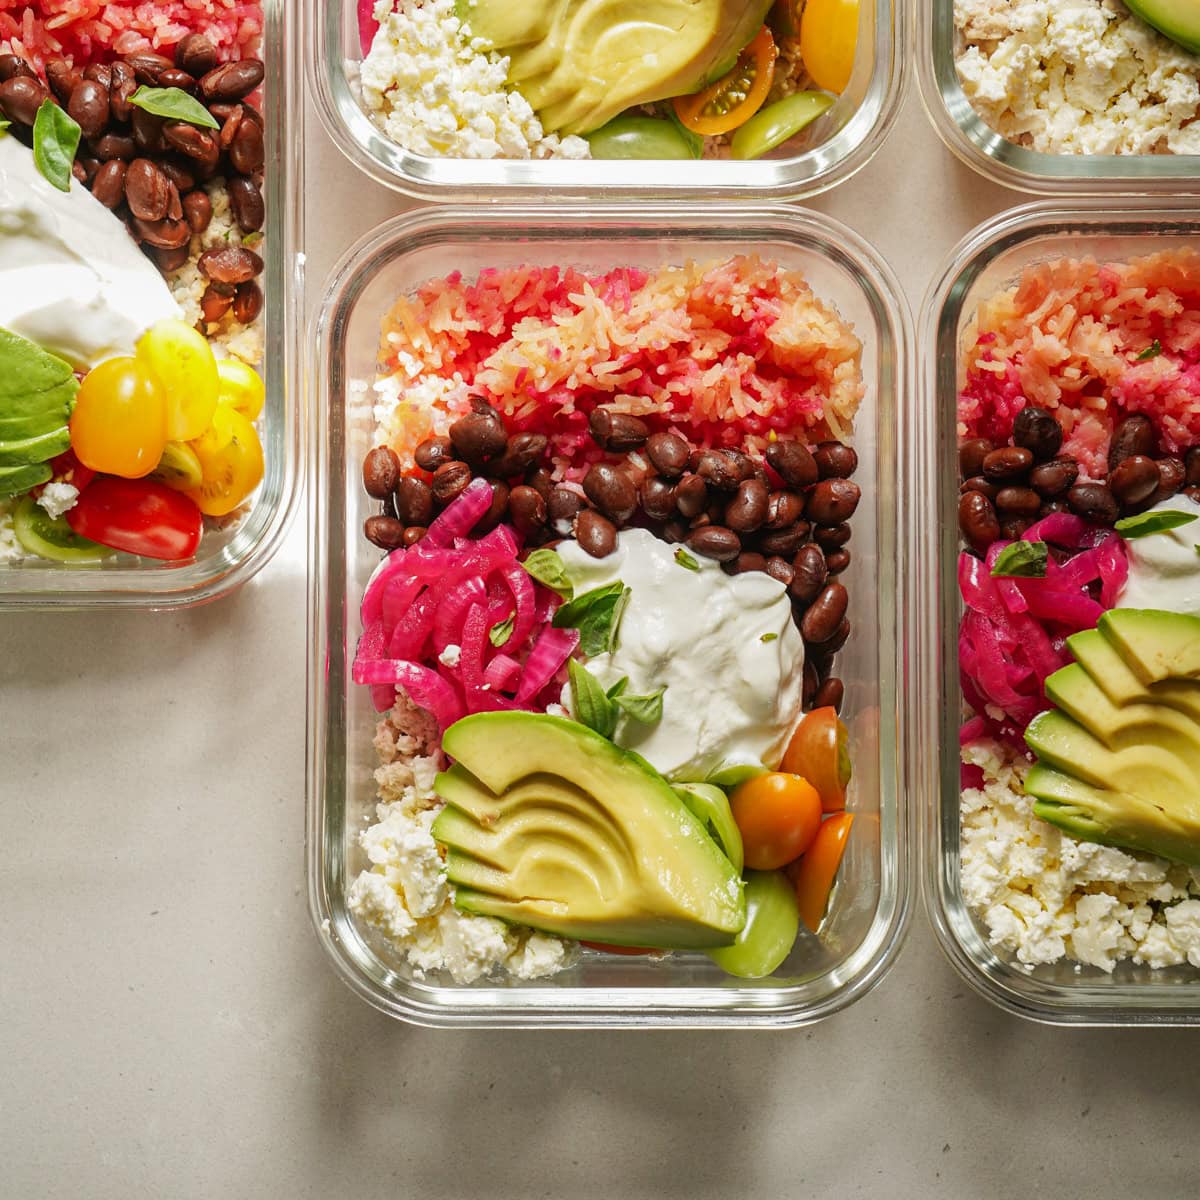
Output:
top-left (788, 812), bottom-right (855, 932)
top-left (69, 357), bottom-right (167, 479)
top-left (673, 27), bottom-right (778, 136)
top-left (800, 0), bottom-right (859, 95)
top-left (781, 706), bottom-right (852, 812)
top-left (729, 772), bottom-right (822, 871)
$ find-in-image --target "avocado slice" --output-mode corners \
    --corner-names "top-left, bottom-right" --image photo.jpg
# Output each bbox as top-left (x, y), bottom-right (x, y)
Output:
top-left (1122, 0), bottom-right (1200, 54)
top-left (432, 712), bottom-right (746, 949)
top-left (461, 0), bottom-right (774, 135)
top-left (1100, 609), bottom-right (1200, 685)
top-left (1045, 663), bottom-right (1200, 745)
top-left (0, 462), bottom-right (53, 497)
top-left (0, 405), bottom-right (71, 441)
top-left (0, 327), bottom-right (79, 417)
top-left (1066, 627), bottom-right (1150, 706)
top-left (0, 426), bottom-right (71, 467)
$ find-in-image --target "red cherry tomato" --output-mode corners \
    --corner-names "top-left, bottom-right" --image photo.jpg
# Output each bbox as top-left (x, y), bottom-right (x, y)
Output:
top-left (40, 450), bottom-right (96, 496)
top-left (66, 476), bottom-right (203, 561)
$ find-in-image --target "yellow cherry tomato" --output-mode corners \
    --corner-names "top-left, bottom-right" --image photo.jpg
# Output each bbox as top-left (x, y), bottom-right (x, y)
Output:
top-left (215, 357), bottom-right (265, 421)
top-left (730, 772), bottom-right (823, 871)
top-left (800, 0), bottom-right (859, 94)
top-left (187, 406), bottom-right (264, 516)
top-left (70, 357), bottom-right (167, 479)
top-left (136, 319), bottom-right (219, 442)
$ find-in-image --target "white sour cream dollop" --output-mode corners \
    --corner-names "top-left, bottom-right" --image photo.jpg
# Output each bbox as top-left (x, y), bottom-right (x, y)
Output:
top-left (557, 528), bottom-right (806, 782)
top-left (0, 135), bottom-right (179, 368)
top-left (1117, 495), bottom-right (1200, 617)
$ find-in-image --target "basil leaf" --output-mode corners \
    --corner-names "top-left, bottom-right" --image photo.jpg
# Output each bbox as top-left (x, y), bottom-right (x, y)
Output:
top-left (614, 685), bottom-right (666, 725)
top-left (552, 580), bottom-right (624, 628)
top-left (129, 85), bottom-right (220, 130)
top-left (990, 539), bottom-right (1048, 578)
top-left (488, 613), bottom-right (515, 648)
top-left (674, 547), bottom-right (700, 571)
top-left (1136, 340), bottom-right (1162, 362)
top-left (552, 581), bottom-right (630, 654)
top-left (1115, 510), bottom-right (1198, 538)
top-left (522, 548), bottom-right (574, 599)
top-left (568, 659), bottom-right (617, 739)
top-left (760, 632), bottom-right (778, 643)
top-left (32, 101), bottom-right (81, 193)
top-left (606, 677), bottom-right (629, 700)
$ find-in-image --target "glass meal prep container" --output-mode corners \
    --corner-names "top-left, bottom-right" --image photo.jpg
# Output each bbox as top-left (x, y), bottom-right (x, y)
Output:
top-left (307, 0), bottom-right (906, 201)
top-left (917, 0), bottom-right (1200, 194)
top-left (919, 200), bottom-right (1200, 1026)
top-left (0, 0), bottom-right (302, 610)
top-left (308, 204), bottom-right (916, 1028)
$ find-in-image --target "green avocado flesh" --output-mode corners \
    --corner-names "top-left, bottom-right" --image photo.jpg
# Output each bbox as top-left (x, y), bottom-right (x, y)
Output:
top-left (432, 712), bottom-right (746, 948)
top-left (0, 462), bottom-right (53, 497)
top-left (457, 0), bottom-right (774, 135)
top-left (1024, 608), bottom-right (1200, 866)
top-left (0, 327), bottom-right (75, 483)
top-left (0, 426), bottom-right (71, 467)
top-left (1122, 0), bottom-right (1200, 53)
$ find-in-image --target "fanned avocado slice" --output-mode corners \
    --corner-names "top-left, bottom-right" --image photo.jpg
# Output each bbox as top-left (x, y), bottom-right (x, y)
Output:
top-left (1065, 628), bottom-right (1148, 706)
top-left (0, 426), bottom-right (71, 467)
top-left (0, 462), bottom-right (53, 497)
top-left (432, 713), bottom-right (746, 949)
top-left (1121, 0), bottom-right (1200, 54)
top-left (1100, 608), bottom-right (1200, 685)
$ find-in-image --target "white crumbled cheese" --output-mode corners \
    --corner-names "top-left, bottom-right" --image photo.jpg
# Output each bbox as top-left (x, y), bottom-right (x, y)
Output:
top-left (960, 738), bottom-right (1200, 972)
top-left (954, 0), bottom-right (1200, 155)
top-left (437, 644), bottom-right (462, 668)
top-left (358, 0), bottom-right (591, 160)
top-left (36, 482), bottom-right (79, 521)
top-left (0, 499), bottom-right (19, 564)
top-left (348, 695), bottom-right (575, 984)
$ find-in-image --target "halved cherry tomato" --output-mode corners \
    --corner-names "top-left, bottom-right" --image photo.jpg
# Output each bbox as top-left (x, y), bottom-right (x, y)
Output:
top-left (66, 476), bottom-right (203, 561)
top-left (70, 357), bottom-right (167, 479)
top-left (781, 706), bottom-right (852, 812)
top-left (136, 319), bottom-right (219, 443)
top-left (673, 27), bottom-right (778, 136)
top-left (44, 450), bottom-right (95, 495)
top-left (730, 771), bottom-right (822, 871)
top-left (801, 0), bottom-right (859, 94)
top-left (186, 406), bottom-right (264, 517)
top-left (788, 812), bottom-right (855, 932)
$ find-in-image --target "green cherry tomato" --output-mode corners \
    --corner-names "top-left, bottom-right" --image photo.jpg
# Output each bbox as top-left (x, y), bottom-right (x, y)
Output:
top-left (585, 115), bottom-right (700, 160)
top-left (730, 91), bottom-right (835, 160)
top-left (12, 493), bottom-right (114, 564)
top-left (706, 869), bottom-right (800, 979)
top-left (674, 782), bottom-right (745, 874)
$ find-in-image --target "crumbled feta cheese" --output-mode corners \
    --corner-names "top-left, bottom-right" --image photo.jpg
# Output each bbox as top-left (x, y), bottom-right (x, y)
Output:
top-left (358, 0), bottom-right (591, 161)
top-left (960, 738), bottom-right (1200, 971)
top-left (36, 481), bottom-right (79, 521)
top-left (438, 644), bottom-right (462, 668)
top-left (0, 500), bottom-right (20, 564)
top-left (954, 0), bottom-right (1200, 155)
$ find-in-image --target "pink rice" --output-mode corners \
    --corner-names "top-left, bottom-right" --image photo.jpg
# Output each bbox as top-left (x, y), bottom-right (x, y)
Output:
top-left (0, 1), bottom-right (262, 71)
top-left (958, 252), bottom-right (1200, 480)
top-left (376, 257), bottom-right (865, 475)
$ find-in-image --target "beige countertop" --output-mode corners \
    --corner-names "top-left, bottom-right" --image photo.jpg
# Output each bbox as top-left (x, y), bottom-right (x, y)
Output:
top-left (3, 87), bottom-right (1199, 1199)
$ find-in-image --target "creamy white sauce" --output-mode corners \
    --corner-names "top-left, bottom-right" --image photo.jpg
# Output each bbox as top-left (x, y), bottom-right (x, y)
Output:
top-left (1117, 495), bottom-right (1200, 617)
top-left (0, 135), bottom-right (179, 369)
top-left (557, 529), bottom-right (806, 783)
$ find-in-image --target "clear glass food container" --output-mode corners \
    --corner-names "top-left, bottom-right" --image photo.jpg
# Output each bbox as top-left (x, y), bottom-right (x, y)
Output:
top-left (308, 204), bottom-right (916, 1027)
top-left (918, 200), bottom-right (1200, 1026)
top-left (307, 0), bottom-right (906, 201)
top-left (0, 0), bottom-right (303, 610)
top-left (917, 0), bottom-right (1200, 194)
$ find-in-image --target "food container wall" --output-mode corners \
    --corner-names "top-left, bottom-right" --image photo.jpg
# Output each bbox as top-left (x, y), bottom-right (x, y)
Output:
top-left (918, 201), bottom-right (1200, 1026)
top-left (308, 0), bottom-right (905, 201)
top-left (308, 204), bottom-right (915, 1028)
top-left (0, 0), bottom-right (303, 610)
top-left (917, 0), bottom-right (1200, 194)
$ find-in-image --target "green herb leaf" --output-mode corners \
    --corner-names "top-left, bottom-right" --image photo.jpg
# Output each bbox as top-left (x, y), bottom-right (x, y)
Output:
top-left (1115, 510), bottom-right (1199, 539)
top-left (488, 613), bottom-right (515, 648)
top-left (614, 684), bottom-right (667, 725)
top-left (552, 581), bottom-right (630, 656)
top-left (605, 677), bottom-right (629, 700)
top-left (990, 539), bottom-right (1049, 578)
top-left (521, 548), bottom-right (574, 599)
top-left (129, 85), bottom-right (220, 130)
top-left (568, 659), bottom-right (618, 739)
top-left (1136, 340), bottom-right (1162, 362)
top-left (760, 632), bottom-right (779, 644)
top-left (674, 547), bottom-right (700, 571)
top-left (32, 101), bottom-right (81, 192)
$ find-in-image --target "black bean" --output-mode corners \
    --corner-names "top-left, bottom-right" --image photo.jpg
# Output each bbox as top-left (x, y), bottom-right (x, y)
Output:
top-left (646, 431), bottom-right (690, 478)
top-left (575, 509), bottom-right (618, 558)
top-left (431, 461), bottom-right (472, 505)
top-left (802, 662), bottom-right (819, 708)
top-left (90, 159), bottom-right (127, 209)
top-left (45, 60), bottom-right (81, 104)
top-left (1039, 500), bottom-right (1070, 518)
top-left (687, 525), bottom-right (741, 562)
top-left (402, 526), bottom-right (427, 547)
top-left (158, 67), bottom-right (196, 91)
top-left (547, 487), bottom-right (583, 533)
top-left (199, 59), bottom-right (265, 102)
top-left (1108, 415), bottom-right (1156, 468)
top-left (183, 189), bottom-right (213, 235)
top-left (640, 476), bottom-right (677, 521)
top-left (960, 475), bottom-right (1000, 501)
top-left (1000, 516), bottom-right (1032, 542)
top-left (449, 410), bottom-right (507, 468)
top-left (395, 476), bottom-right (434, 526)
top-left (814, 523), bottom-right (851, 550)
top-left (91, 133), bottom-right (137, 161)
top-left (982, 446), bottom-right (1033, 480)
top-left (176, 33), bottom-right (219, 77)
top-left (825, 549), bottom-right (851, 575)
top-left (227, 175), bottom-right (264, 233)
top-left (125, 52), bottom-right (173, 85)
top-left (362, 446), bottom-right (401, 498)
top-left (131, 216), bottom-right (190, 250)
top-left (234, 280), bottom-right (263, 326)
top-left (1028, 458), bottom-right (1078, 497)
top-left (1186, 447), bottom-right (1200, 487)
top-left (414, 436), bottom-right (455, 473)
top-left (674, 472), bottom-right (708, 518)
top-left (229, 115), bottom-right (264, 174)
top-left (765, 556), bottom-right (795, 586)
top-left (807, 479), bottom-right (860, 525)
top-left (766, 439), bottom-right (819, 488)
top-left (1012, 406), bottom-right (1063, 462)
top-left (958, 437), bottom-right (994, 480)
top-left (509, 485), bottom-right (547, 535)
top-left (758, 523), bottom-right (811, 557)
top-left (724, 479), bottom-right (769, 533)
top-left (1108, 455), bottom-right (1160, 507)
top-left (364, 515), bottom-right (405, 550)
top-left (994, 486), bottom-right (1042, 517)
top-left (789, 545), bottom-right (828, 604)
top-left (661, 519), bottom-right (687, 544)
top-left (68, 78), bottom-right (110, 140)
top-left (125, 158), bottom-right (171, 221)
top-left (0, 76), bottom-right (48, 125)
top-left (812, 677), bottom-right (845, 713)
top-left (198, 246), bottom-right (263, 285)
top-left (588, 407), bottom-right (648, 451)
top-left (0, 54), bottom-right (33, 82)
top-left (1066, 483), bottom-right (1119, 524)
top-left (487, 433), bottom-right (548, 478)
top-left (109, 62), bottom-right (136, 122)
top-left (732, 552), bottom-right (767, 574)
top-left (1153, 457), bottom-right (1186, 504)
top-left (813, 441), bottom-right (858, 479)
top-left (765, 490), bottom-right (804, 530)
top-left (201, 286), bottom-right (233, 323)
top-left (801, 583), bottom-right (849, 644)
top-left (695, 449), bottom-right (744, 492)
top-left (472, 480), bottom-right (510, 534)
top-left (958, 491), bottom-right (999, 552)
top-left (583, 463), bottom-right (637, 523)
